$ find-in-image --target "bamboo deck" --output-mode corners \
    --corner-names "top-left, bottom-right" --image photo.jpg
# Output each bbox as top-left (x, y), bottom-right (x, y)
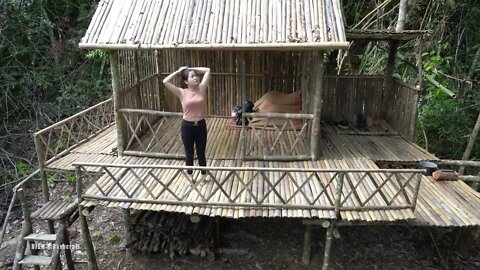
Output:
top-left (44, 117), bottom-right (480, 227)
top-left (47, 117), bottom-right (437, 168)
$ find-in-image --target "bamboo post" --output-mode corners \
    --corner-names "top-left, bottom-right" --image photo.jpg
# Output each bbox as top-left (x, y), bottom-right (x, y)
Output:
top-left (76, 166), bottom-right (98, 270)
top-left (19, 189), bottom-right (41, 270)
top-left (310, 51), bottom-right (324, 160)
top-left (134, 51), bottom-right (143, 109)
top-left (322, 222), bottom-right (336, 270)
top-left (62, 220), bottom-right (75, 270)
top-left (50, 225), bottom-right (65, 270)
top-left (34, 136), bottom-right (49, 203)
top-left (110, 50), bottom-right (125, 156)
top-left (123, 208), bottom-right (134, 257)
top-left (459, 112), bottom-right (480, 175)
top-left (12, 189), bottom-right (34, 270)
top-left (382, 41), bottom-right (399, 120)
top-left (240, 51), bottom-right (247, 106)
top-left (302, 223), bottom-right (313, 265)
top-left (321, 172), bottom-right (345, 270)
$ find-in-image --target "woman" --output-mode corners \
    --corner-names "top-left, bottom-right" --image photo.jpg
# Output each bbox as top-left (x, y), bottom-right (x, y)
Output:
top-left (163, 66), bottom-right (211, 183)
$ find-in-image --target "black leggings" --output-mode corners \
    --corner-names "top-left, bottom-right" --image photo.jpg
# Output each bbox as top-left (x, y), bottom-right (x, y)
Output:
top-left (181, 119), bottom-right (207, 175)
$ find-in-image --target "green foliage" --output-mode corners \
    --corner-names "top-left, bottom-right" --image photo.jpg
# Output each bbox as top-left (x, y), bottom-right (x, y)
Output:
top-left (108, 234), bottom-right (121, 243)
top-left (0, 0), bottom-right (110, 124)
top-left (15, 161), bottom-right (32, 176)
top-left (86, 49), bottom-right (108, 61)
top-left (61, 195), bottom-right (72, 202)
top-left (47, 173), bottom-right (57, 187)
top-left (418, 43), bottom-right (477, 158)
top-left (65, 172), bottom-right (76, 184)
top-left (92, 230), bottom-right (102, 239)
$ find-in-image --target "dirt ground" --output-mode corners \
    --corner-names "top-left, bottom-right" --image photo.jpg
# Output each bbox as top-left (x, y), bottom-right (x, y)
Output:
top-left (1, 180), bottom-right (480, 270)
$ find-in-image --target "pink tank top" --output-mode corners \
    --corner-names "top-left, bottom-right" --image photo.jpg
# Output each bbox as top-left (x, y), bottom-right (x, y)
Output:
top-left (180, 89), bottom-right (206, 121)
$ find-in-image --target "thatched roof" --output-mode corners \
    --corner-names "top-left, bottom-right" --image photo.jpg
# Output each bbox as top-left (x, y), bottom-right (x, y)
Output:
top-left (79, 0), bottom-right (349, 50)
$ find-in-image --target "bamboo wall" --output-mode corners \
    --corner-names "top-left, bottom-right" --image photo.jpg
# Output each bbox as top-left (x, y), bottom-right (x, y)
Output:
top-left (320, 76), bottom-right (418, 140)
top-left (116, 50), bottom-right (160, 144)
top-left (156, 50), bottom-right (302, 116)
top-left (385, 80), bottom-right (419, 140)
top-left (321, 76), bottom-right (384, 123)
top-left (114, 50), bottom-right (418, 150)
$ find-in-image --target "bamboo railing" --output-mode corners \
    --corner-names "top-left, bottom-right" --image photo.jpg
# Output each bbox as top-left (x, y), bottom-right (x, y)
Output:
top-left (241, 112), bottom-right (313, 161)
top-left (118, 108), bottom-right (184, 159)
top-left (34, 99), bottom-right (115, 165)
top-left (74, 162), bottom-right (424, 213)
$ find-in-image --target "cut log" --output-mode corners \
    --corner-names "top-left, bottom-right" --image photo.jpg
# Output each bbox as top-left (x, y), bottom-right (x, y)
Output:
top-left (127, 211), bottom-right (215, 256)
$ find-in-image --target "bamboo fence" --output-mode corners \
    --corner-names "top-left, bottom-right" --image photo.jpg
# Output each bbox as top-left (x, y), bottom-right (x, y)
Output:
top-left (75, 162), bottom-right (424, 220)
top-left (79, 0), bottom-right (349, 50)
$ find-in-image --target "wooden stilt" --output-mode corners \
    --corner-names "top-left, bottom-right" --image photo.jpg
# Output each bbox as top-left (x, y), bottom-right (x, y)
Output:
top-left (35, 136), bottom-right (54, 235)
top-left (123, 208), bottom-right (134, 257)
top-left (12, 220), bottom-right (29, 270)
top-left (63, 220), bottom-right (75, 270)
top-left (302, 223), bottom-right (313, 265)
top-left (322, 223), bottom-right (335, 270)
top-left (214, 218), bottom-right (220, 252)
top-left (76, 166), bottom-right (98, 270)
top-left (12, 189), bottom-right (33, 270)
top-left (50, 225), bottom-right (65, 270)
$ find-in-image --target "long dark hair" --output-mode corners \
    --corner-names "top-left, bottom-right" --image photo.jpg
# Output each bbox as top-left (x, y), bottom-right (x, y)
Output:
top-left (180, 68), bottom-right (190, 88)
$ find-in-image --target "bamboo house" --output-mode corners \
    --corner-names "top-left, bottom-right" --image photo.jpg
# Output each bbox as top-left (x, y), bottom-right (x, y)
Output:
top-left (9, 0), bottom-right (480, 269)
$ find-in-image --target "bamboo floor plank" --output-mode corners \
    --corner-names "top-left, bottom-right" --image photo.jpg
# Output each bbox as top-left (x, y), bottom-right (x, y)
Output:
top-left (53, 118), bottom-right (477, 226)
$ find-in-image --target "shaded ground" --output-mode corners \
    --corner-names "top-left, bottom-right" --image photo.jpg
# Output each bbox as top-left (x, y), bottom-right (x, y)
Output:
top-left (1, 179), bottom-right (480, 270)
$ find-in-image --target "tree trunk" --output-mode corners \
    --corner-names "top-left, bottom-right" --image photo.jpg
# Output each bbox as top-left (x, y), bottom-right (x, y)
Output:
top-left (395, 0), bottom-right (408, 32)
top-left (459, 112), bottom-right (480, 175)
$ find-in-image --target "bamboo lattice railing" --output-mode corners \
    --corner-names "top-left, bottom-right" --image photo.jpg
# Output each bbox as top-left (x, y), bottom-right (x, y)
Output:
top-left (118, 109), bottom-right (184, 159)
top-left (34, 99), bottom-right (115, 165)
top-left (241, 112), bottom-right (313, 161)
top-left (74, 162), bottom-right (424, 214)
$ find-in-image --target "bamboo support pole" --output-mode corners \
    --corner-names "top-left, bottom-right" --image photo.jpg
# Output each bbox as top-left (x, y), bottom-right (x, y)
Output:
top-left (243, 112), bottom-right (314, 119)
top-left (123, 208), bottom-right (134, 257)
top-left (76, 166), bottom-right (98, 270)
top-left (134, 52), bottom-right (143, 109)
top-left (110, 50), bottom-right (125, 156)
top-left (18, 189), bottom-right (33, 236)
top-left (322, 222), bottom-right (336, 270)
top-left (302, 223), bottom-right (313, 265)
top-left (34, 136), bottom-right (49, 203)
top-left (12, 189), bottom-right (34, 270)
top-left (50, 225), bottom-right (66, 270)
top-left (439, 159), bottom-right (480, 167)
top-left (62, 220), bottom-right (75, 270)
top-left (310, 51), bottom-right (324, 160)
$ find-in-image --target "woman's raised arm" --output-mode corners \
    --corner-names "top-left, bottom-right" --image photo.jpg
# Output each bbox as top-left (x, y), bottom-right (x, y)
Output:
top-left (162, 67), bottom-right (187, 98)
top-left (190, 67), bottom-right (211, 94)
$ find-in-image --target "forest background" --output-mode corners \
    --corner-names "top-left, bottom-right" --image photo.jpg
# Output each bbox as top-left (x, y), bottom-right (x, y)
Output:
top-left (0, 0), bottom-right (479, 212)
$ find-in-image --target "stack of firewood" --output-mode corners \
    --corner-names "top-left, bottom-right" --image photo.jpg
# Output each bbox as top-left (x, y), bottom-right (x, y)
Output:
top-left (128, 210), bottom-right (214, 258)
